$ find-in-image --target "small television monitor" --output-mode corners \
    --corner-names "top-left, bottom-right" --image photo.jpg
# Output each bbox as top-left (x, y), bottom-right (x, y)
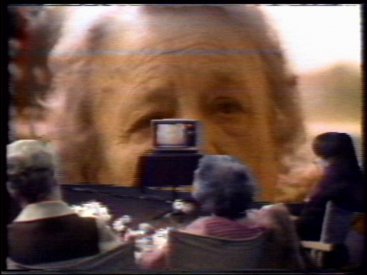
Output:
top-left (151, 119), bottom-right (202, 152)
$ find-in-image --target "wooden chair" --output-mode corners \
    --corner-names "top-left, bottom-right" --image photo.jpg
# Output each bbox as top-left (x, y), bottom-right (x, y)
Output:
top-left (6, 242), bottom-right (138, 272)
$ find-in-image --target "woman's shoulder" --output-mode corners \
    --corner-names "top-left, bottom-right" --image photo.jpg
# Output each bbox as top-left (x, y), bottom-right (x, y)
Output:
top-left (182, 216), bottom-right (216, 234)
top-left (185, 216), bottom-right (233, 229)
top-left (184, 215), bottom-right (256, 229)
top-left (184, 215), bottom-right (266, 239)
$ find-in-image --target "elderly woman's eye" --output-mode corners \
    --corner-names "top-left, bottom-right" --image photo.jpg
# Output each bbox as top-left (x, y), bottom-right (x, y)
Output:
top-left (217, 102), bottom-right (242, 114)
top-left (120, 112), bottom-right (169, 142)
top-left (211, 98), bottom-right (245, 115)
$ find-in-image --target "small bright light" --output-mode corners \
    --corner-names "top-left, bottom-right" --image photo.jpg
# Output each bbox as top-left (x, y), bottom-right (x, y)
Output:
top-left (71, 201), bottom-right (112, 222)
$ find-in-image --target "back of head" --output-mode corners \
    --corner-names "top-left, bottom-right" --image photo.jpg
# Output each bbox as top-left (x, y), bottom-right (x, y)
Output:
top-left (192, 155), bottom-right (257, 219)
top-left (7, 139), bottom-right (59, 204)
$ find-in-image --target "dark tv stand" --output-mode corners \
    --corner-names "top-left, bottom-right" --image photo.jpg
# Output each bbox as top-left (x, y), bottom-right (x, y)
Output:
top-left (137, 151), bottom-right (203, 201)
top-left (153, 149), bottom-right (199, 154)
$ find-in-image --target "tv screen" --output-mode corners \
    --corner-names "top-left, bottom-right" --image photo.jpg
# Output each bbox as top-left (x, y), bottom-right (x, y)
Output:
top-left (152, 119), bottom-right (202, 151)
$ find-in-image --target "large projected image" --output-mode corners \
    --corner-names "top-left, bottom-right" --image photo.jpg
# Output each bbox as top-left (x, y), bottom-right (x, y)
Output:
top-left (7, 5), bottom-right (363, 203)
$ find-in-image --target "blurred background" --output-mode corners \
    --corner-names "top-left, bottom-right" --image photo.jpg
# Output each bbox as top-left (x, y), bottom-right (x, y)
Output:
top-left (264, 4), bottom-right (362, 162)
top-left (264, 5), bottom-right (363, 201)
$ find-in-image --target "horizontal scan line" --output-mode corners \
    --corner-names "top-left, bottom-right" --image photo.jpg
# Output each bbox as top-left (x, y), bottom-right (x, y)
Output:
top-left (43, 49), bottom-right (281, 57)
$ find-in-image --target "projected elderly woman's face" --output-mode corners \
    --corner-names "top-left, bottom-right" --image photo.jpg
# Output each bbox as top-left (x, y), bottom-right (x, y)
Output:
top-left (53, 9), bottom-right (279, 199)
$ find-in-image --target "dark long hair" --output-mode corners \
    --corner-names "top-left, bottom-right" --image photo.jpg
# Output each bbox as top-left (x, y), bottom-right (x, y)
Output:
top-left (312, 132), bottom-right (364, 201)
top-left (312, 132), bottom-right (359, 164)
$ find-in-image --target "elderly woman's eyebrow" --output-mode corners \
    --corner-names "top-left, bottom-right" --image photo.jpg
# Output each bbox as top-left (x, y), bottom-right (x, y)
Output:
top-left (125, 85), bottom-right (177, 105)
top-left (203, 72), bottom-right (249, 102)
top-left (208, 67), bottom-right (246, 86)
top-left (119, 90), bottom-right (176, 135)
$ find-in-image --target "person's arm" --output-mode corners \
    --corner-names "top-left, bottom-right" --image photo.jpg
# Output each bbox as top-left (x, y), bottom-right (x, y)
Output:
top-left (138, 247), bottom-right (168, 270)
top-left (95, 219), bottom-right (123, 253)
top-left (298, 166), bottom-right (345, 221)
top-left (307, 165), bottom-right (347, 205)
top-left (255, 204), bottom-right (306, 269)
top-left (139, 218), bottom-right (208, 270)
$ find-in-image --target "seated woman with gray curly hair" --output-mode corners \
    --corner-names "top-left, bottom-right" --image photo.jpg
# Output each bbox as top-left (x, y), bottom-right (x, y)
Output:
top-left (140, 155), bottom-right (305, 270)
top-left (6, 139), bottom-right (122, 267)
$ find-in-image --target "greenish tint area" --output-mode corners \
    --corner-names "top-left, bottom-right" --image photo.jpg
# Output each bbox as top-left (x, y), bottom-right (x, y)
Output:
top-left (302, 63), bottom-right (362, 124)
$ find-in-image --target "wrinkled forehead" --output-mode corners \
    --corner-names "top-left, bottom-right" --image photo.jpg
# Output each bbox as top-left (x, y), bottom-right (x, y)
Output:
top-left (50, 6), bottom-right (267, 75)
top-left (98, 6), bottom-right (255, 50)
top-left (53, 6), bottom-right (257, 52)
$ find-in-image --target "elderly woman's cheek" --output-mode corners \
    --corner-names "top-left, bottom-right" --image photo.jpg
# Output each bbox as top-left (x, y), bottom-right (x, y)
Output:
top-left (108, 134), bottom-right (153, 186)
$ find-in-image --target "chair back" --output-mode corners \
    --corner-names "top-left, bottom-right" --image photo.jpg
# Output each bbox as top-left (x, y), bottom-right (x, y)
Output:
top-left (7, 242), bottom-right (137, 272)
top-left (301, 201), bottom-right (363, 268)
top-left (321, 201), bottom-right (356, 243)
top-left (166, 229), bottom-right (268, 271)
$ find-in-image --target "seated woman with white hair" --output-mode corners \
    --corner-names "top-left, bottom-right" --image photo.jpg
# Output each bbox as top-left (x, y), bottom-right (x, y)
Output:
top-left (139, 155), bottom-right (305, 270)
top-left (6, 139), bottom-right (122, 267)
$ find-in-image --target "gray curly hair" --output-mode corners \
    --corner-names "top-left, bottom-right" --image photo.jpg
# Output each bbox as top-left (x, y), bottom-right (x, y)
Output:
top-left (192, 155), bottom-right (258, 219)
top-left (7, 139), bottom-right (60, 204)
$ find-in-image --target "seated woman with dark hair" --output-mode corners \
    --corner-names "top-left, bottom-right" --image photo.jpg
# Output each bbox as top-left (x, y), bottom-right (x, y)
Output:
top-left (139, 155), bottom-right (304, 270)
top-left (296, 132), bottom-right (365, 268)
top-left (296, 132), bottom-right (365, 241)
